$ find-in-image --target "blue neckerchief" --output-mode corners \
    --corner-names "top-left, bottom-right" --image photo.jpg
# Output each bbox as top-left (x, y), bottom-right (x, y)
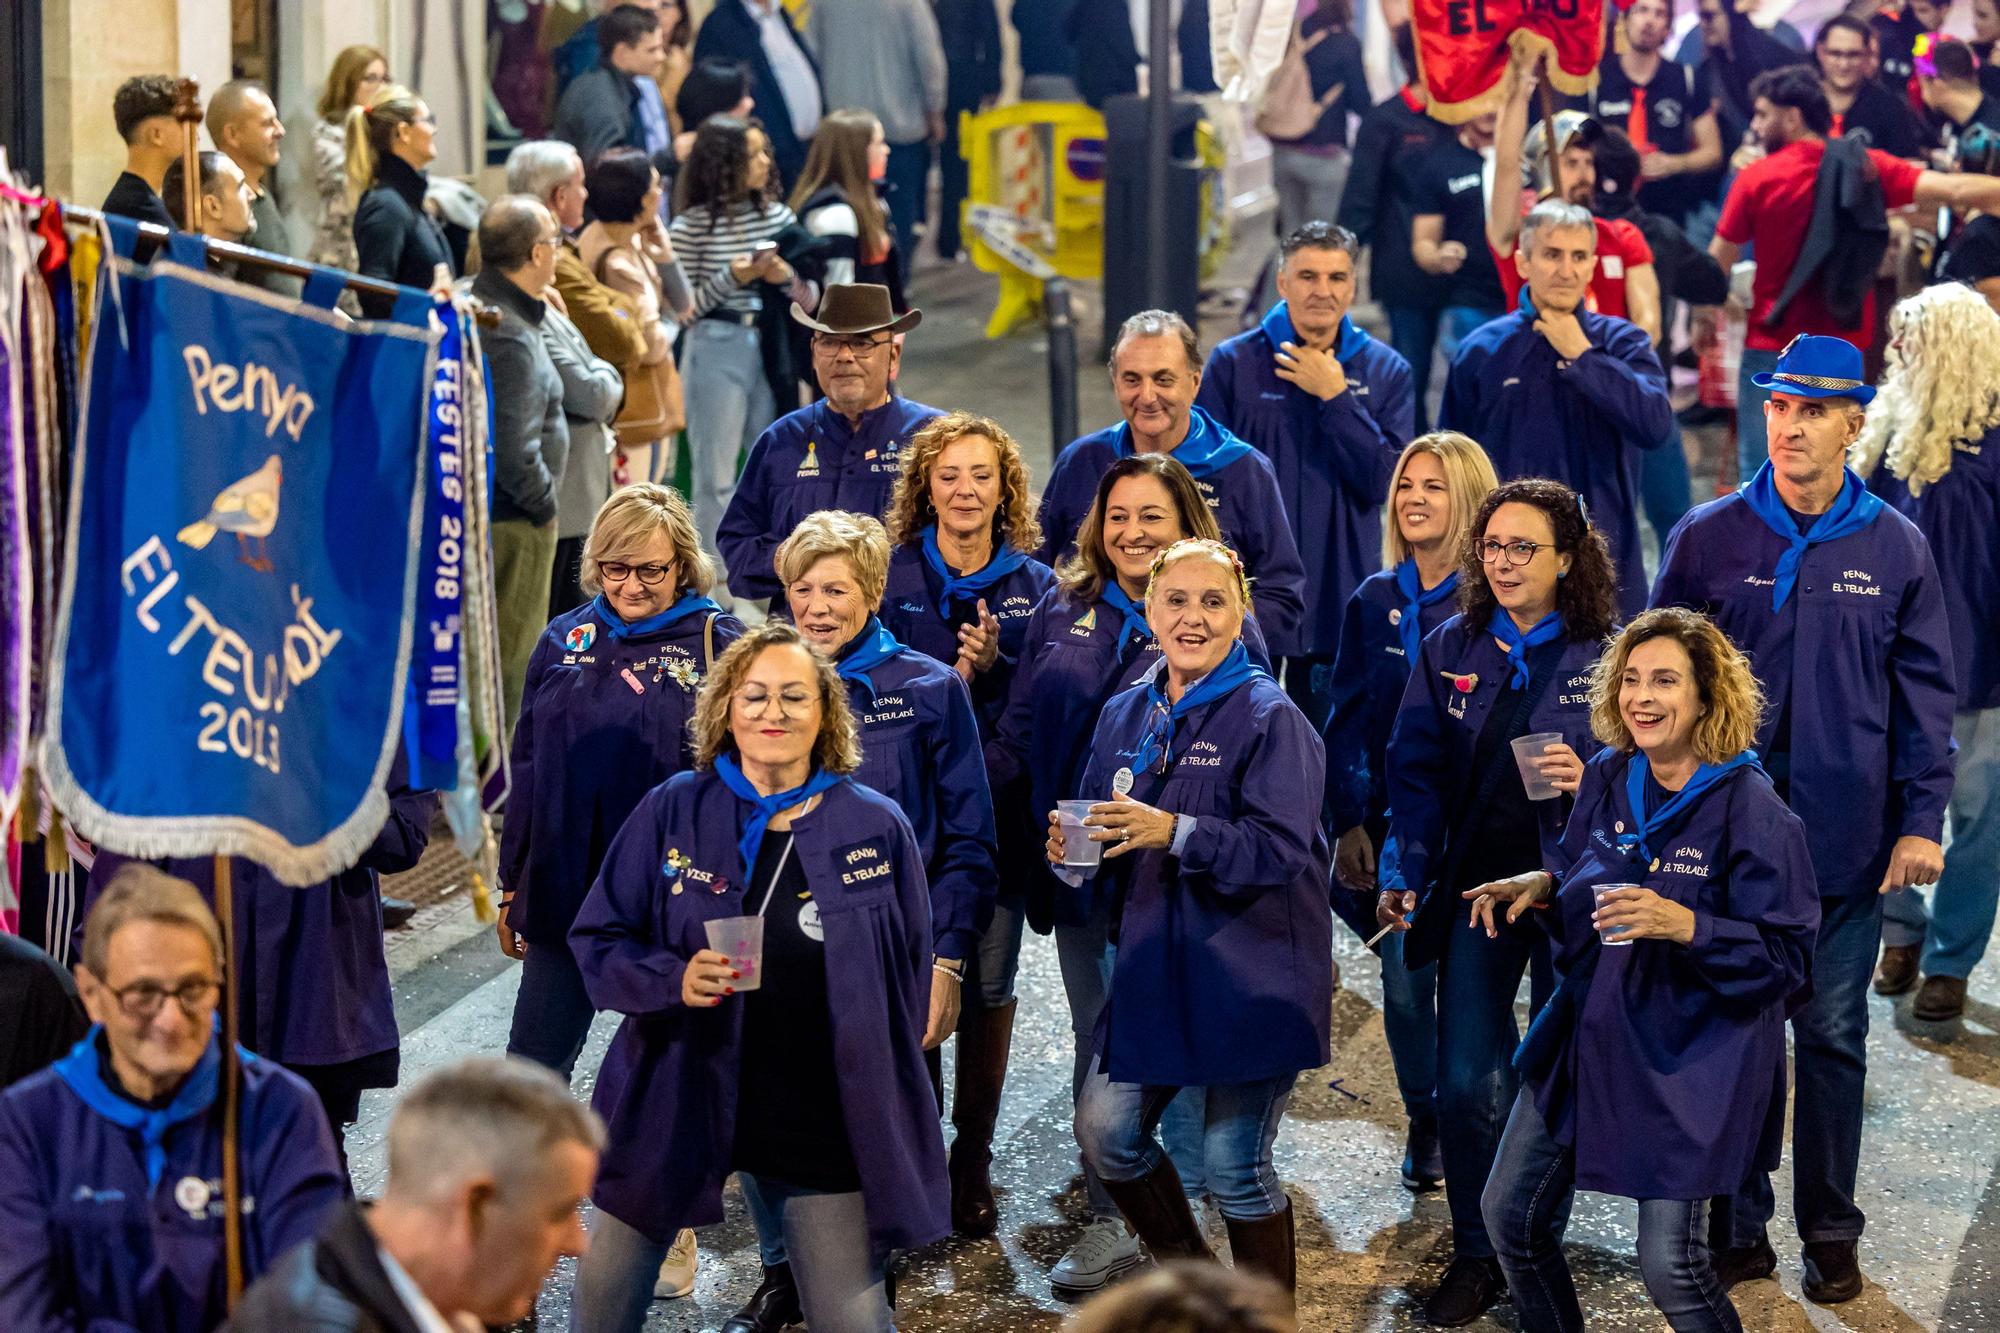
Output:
top-left (1737, 461), bottom-right (1885, 611)
top-left (1619, 750), bottom-right (1761, 864)
top-left (1488, 607), bottom-right (1565, 689)
top-left (53, 1025), bottom-right (242, 1189)
top-left (920, 526), bottom-right (1031, 620)
top-left (1130, 640), bottom-right (1269, 774)
top-left (1099, 584), bottom-right (1154, 655)
top-left (1115, 406), bottom-right (1256, 481)
top-left (834, 616), bottom-right (904, 694)
top-left (1259, 301), bottom-right (1370, 362)
top-left (1392, 561), bottom-right (1458, 662)
top-left (1518, 287), bottom-right (1539, 317)
top-left (594, 590), bottom-right (722, 641)
top-left (712, 754), bottom-right (845, 882)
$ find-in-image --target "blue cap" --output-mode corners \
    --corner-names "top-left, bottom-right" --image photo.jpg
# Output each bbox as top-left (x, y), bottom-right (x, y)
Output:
top-left (1749, 334), bottom-right (1875, 405)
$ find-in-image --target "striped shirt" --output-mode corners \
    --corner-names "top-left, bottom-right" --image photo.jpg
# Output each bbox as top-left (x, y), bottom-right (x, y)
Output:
top-left (669, 200), bottom-right (798, 318)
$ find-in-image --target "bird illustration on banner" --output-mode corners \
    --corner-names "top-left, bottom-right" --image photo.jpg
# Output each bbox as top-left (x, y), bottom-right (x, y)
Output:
top-left (177, 454), bottom-right (284, 571)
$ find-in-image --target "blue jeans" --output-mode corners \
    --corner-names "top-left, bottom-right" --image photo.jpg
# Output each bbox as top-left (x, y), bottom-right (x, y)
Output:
top-left (979, 894), bottom-right (1206, 1218)
top-left (1381, 928), bottom-right (1439, 1121)
top-left (1281, 654), bottom-right (1337, 736)
top-left (1485, 1090), bottom-right (1742, 1333)
top-left (1075, 1053), bottom-right (1297, 1220)
top-left (1641, 427), bottom-right (1693, 545)
top-left (505, 939), bottom-right (596, 1082)
top-left (682, 319), bottom-right (775, 569)
top-left (1735, 347), bottom-right (1780, 487)
top-left (1882, 707), bottom-right (2000, 978)
top-left (738, 1176), bottom-right (894, 1331)
top-left (1727, 888), bottom-right (1883, 1246)
top-left (1435, 904), bottom-right (1537, 1258)
top-left (884, 141), bottom-right (931, 285)
top-left (1384, 302), bottom-right (1443, 434)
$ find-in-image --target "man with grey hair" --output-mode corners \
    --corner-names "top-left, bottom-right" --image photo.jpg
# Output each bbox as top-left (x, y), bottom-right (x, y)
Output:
top-left (1440, 200), bottom-right (1673, 616)
top-left (1036, 307), bottom-right (1308, 658)
top-left (230, 1056), bottom-right (604, 1330)
top-left (0, 865), bottom-right (343, 1332)
top-left (475, 194), bottom-right (573, 735)
top-left (508, 140), bottom-right (648, 614)
top-left (207, 78), bottom-right (300, 296)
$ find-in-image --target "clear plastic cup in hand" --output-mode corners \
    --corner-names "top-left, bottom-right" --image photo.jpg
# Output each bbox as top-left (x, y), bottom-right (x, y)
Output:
top-left (1511, 732), bottom-right (1565, 800)
top-left (703, 915), bottom-right (765, 990)
top-left (1057, 800), bottom-right (1102, 868)
top-left (1594, 884), bottom-right (1638, 946)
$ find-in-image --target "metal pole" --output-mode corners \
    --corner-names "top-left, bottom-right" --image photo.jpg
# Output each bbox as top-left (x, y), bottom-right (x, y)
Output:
top-left (1145, 0), bottom-right (1175, 308)
top-left (1045, 278), bottom-right (1079, 449)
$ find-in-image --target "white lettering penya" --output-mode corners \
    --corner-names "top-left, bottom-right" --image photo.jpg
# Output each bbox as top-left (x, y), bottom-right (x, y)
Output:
top-left (183, 345), bottom-right (317, 442)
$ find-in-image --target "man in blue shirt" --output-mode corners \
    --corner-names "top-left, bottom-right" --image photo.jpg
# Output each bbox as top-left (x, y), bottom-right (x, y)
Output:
top-left (1652, 335), bottom-right (1956, 1305)
top-left (1197, 221), bottom-right (1414, 731)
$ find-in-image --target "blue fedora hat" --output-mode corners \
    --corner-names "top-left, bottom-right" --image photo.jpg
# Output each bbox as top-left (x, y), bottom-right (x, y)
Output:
top-left (1750, 334), bottom-right (1876, 405)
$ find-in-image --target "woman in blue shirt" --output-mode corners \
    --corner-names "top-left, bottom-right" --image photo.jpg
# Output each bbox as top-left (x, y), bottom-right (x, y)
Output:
top-left (1380, 477), bottom-right (1619, 1326)
top-left (1470, 608), bottom-right (1817, 1333)
top-left (1050, 539), bottom-right (1333, 1310)
top-left (1322, 430), bottom-right (1497, 1196)
top-left (567, 623), bottom-right (946, 1333)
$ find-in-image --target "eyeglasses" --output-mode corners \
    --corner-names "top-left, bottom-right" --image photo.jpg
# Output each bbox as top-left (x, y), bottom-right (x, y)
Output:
top-left (813, 334), bottom-right (891, 357)
top-left (413, 113), bottom-right (437, 128)
top-left (599, 561), bottom-right (674, 585)
top-left (106, 978), bottom-right (221, 1021)
top-left (1479, 538), bottom-right (1554, 566)
top-left (734, 686), bottom-right (820, 717)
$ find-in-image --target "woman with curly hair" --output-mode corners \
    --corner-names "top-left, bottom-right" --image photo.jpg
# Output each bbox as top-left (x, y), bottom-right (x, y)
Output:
top-left (669, 116), bottom-right (816, 559)
top-left (1379, 475), bottom-right (1619, 1327)
top-left (1853, 284), bottom-right (2000, 1023)
top-left (567, 621), bottom-right (947, 1333)
top-left (1470, 607), bottom-right (1817, 1333)
top-left (1050, 539), bottom-right (1332, 1310)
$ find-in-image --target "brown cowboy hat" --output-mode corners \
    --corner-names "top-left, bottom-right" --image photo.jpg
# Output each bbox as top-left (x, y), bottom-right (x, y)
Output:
top-left (789, 282), bottom-right (923, 336)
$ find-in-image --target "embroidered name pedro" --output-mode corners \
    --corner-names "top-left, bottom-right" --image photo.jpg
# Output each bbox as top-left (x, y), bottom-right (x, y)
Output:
top-left (119, 536), bottom-right (344, 774)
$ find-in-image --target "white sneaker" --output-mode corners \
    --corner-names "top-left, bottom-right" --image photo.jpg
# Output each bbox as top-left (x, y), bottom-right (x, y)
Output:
top-left (652, 1228), bottom-right (697, 1299)
top-left (1049, 1217), bottom-right (1144, 1295)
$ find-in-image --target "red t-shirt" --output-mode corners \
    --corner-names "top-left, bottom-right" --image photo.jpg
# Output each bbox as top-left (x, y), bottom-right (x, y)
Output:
top-left (1492, 215), bottom-right (1654, 320)
top-left (1716, 138), bottom-right (1923, 351)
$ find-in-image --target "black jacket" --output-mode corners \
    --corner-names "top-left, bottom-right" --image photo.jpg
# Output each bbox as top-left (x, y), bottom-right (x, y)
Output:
top-left (1339, 91), bottom-right (1449, 307)
top-left (0, 935), bottom-right (87, 1092)
top-left (351, 156), bottom-right (455, 319)
top-left (1766, 135), bottom-right (1889, 332)
top-left (102, 171), bottom-right (172, 229)
top-left (1067, 0), bottom-right (1139, 109)
top-left (225, 1202), bottom-right (423, 1333)
top-left (692, 0), bottom-right (822, 186)
top-left (936, 0), bottom-right (1004, 107)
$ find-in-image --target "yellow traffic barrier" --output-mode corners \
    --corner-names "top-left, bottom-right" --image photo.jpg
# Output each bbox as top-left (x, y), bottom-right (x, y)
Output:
top-left (959, 100), bottom-right (1107, 337)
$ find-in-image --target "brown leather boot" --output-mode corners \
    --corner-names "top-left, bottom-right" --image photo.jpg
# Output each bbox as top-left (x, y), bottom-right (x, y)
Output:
top-left (1873, 943), bottom-right (1920, 995)
top-left (947, 999), bottom-right (1017, 1237)
top-left (1224, 1200), bottom-right (1297, 1308)
top-left (1102, 1157), bottom-right (1215, 1263)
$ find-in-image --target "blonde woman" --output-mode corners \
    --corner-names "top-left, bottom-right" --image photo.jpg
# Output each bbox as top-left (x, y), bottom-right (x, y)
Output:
top-left (308, 45), bottom-right (385, 281)
top-left (499, 484), bottom-right (743, 1087)
top-left (1470, 607), bottom-right (1817, 1333)
top-left (1051, 539), bottom-right (1332, 1309)
top-left (1853, 284), bottom-right (2000, 1023)
top-left (1320, 431), bottom-right (1497, 1196)
top-left (568, 622), bottom-right (947, 1333)
top-left (346, 84), bottom-right (453, 318)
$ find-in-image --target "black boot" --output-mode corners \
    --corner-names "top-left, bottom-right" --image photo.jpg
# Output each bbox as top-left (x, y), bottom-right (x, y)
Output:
top-left (719, 1263), bottom-right (801, 1333)
top-left (1401, 1113), bottom-right (1443, 1192)
top-left (948, 999), bottom-right (1017, 1237)
top-left (1223, 1201), bottom-right (1296, 1309)
top-left (1101, 1157), bottom-right (1214, 1263)
top-left (1802, 1240), bottom-right (1863, 1304)
top-left (1423, 1256), bottom-right (1505, 1327)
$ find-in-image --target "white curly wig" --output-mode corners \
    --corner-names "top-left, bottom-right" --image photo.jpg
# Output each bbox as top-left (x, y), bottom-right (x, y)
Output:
top-left (1850, 283), bottom-right (2000, 496)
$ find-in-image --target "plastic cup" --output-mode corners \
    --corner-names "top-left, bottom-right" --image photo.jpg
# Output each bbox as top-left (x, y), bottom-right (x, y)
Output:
top-left (1057, 800), bottom-right (1102, 869)
top-left (1594, 884), bottom-right (1638, 947)
top-left (704, 915), bottom-right (765, 990)
top-left (1511, 732), bottom-right (1565, 800)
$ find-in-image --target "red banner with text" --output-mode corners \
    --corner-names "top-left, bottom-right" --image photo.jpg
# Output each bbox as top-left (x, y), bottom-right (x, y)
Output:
top-left (1411, 0), bottom-right (1609, 123)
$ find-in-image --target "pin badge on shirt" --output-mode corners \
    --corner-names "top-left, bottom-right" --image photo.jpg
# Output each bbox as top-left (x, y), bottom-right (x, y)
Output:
top-left (1388, 608), bottom-right (1402, 625)
top-left (1441, 671), bottom-right (1478, 692)
top-left (175, 1176), bottom-right (212, 1218)
top-left (1113, 767), bottom-right (1135, 796)
top-left (621, 669), bottom-right (645, 694)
